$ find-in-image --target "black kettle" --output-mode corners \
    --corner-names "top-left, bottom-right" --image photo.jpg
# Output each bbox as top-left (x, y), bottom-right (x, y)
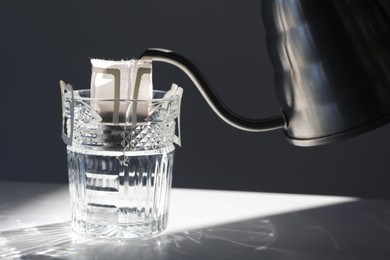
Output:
top-left (140, 0), bottom-right (390, 146)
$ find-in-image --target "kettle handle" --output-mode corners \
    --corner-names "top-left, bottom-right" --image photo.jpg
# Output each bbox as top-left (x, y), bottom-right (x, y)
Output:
top-left (140, 48), bottom-right (286, 132)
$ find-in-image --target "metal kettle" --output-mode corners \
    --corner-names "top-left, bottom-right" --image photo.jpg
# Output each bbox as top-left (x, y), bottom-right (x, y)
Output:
top-left (140, 0), bottom-right (390, 146)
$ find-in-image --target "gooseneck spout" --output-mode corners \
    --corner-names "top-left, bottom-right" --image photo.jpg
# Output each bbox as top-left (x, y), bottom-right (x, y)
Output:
top-left (139, 48), bottom-right (286, 132)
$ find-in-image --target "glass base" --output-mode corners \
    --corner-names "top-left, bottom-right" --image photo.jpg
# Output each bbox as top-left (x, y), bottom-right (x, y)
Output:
top-left (70, 213), bottom-right (168, 239)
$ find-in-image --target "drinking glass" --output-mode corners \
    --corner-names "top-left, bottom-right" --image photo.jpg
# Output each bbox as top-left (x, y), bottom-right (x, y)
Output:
top-left (60, 84), bottom-right (182, 239)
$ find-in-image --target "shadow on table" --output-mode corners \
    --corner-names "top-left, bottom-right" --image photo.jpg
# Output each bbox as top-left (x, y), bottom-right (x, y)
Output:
top-left (1, 199), bottom-right (390, 260)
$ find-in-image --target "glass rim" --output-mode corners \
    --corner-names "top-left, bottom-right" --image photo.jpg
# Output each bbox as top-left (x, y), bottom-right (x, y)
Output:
top-left (65, 89), bottom-right (180, 102)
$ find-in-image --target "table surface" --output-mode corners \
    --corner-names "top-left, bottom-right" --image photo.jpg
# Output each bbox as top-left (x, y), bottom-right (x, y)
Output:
top-left (0, 181), bottom-right (390, 259)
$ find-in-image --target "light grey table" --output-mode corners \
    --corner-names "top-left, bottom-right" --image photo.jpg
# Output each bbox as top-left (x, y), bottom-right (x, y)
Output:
top-left (0, 181), bottom-right (389, 259)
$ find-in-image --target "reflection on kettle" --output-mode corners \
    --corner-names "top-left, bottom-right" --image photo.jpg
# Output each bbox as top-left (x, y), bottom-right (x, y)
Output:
top-left (140, 0), bottom-right (390, 146)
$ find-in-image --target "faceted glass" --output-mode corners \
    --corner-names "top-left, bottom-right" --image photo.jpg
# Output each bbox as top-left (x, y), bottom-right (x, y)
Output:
top-left (62, 89), bottom-right (181, 239)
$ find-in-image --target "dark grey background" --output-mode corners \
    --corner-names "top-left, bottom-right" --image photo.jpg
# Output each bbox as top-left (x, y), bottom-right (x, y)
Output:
top-left (1, 0), bottom-right (390, 198)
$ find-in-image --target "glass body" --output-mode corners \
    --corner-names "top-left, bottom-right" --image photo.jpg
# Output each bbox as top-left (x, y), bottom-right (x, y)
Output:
top-left (62, 89), bottom-right (181, 239)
